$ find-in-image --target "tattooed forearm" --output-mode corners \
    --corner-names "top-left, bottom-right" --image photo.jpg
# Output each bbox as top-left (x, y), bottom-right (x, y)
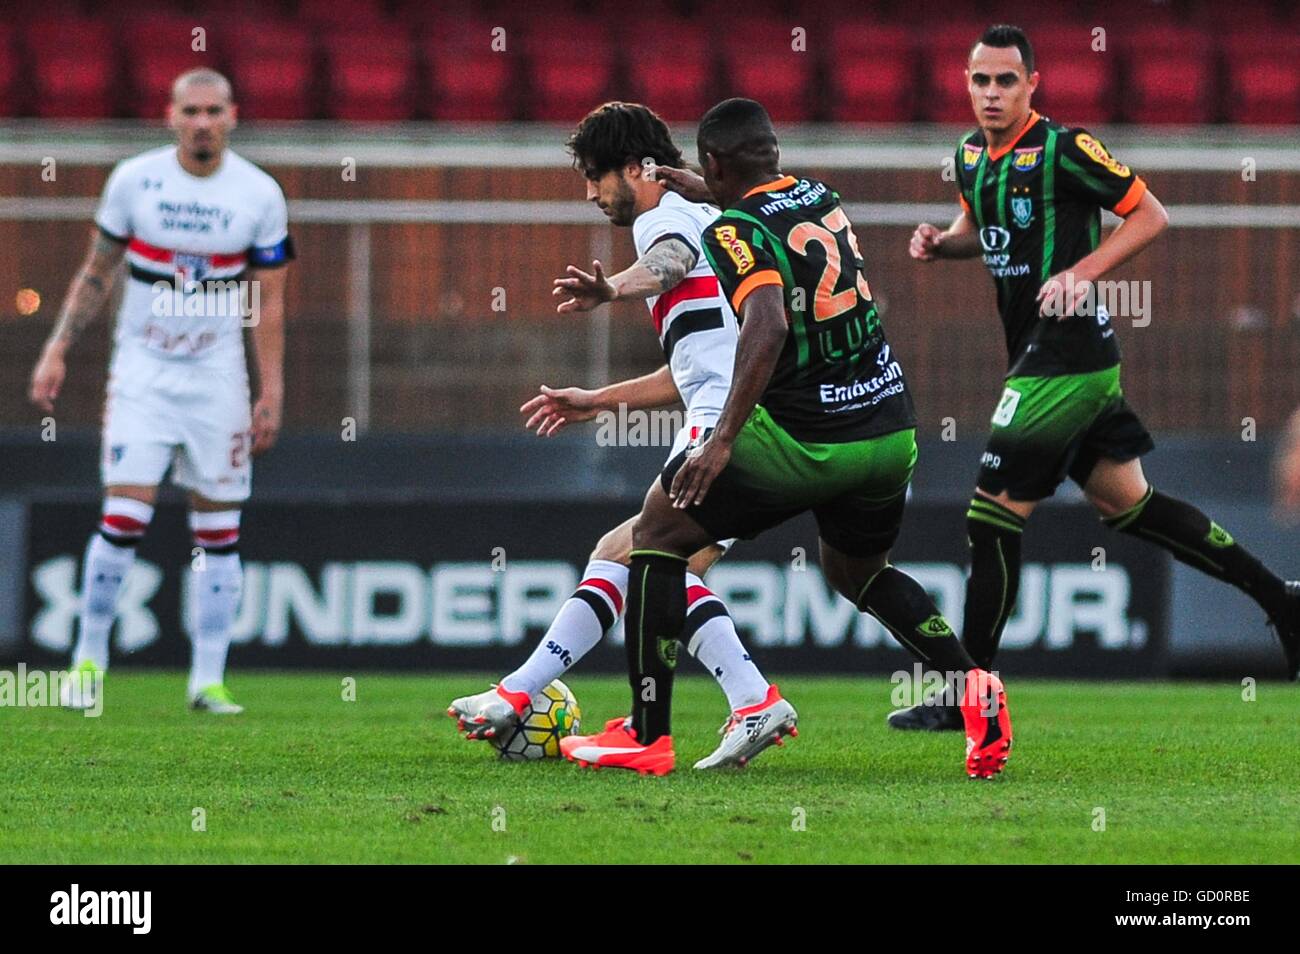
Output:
top-left (609, 238), bottom-right (699, 301)
top-left (49, 232), bottom-right (124, 347)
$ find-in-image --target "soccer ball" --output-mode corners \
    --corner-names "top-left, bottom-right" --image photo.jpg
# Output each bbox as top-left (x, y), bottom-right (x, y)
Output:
top-left (491, 679), bottom-right (581, 761)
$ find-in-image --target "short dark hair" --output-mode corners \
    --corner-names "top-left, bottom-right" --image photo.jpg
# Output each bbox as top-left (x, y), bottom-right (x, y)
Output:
top-left (972, 24), bottom-right (1035, 73)
top-left (697, 97), bottom-right (779, 177)
top-left (566, 102), bottom-right (683, 179)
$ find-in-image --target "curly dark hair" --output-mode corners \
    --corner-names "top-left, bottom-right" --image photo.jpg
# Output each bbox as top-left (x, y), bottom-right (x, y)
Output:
top-left (566, 102), bottom-right (684, 180)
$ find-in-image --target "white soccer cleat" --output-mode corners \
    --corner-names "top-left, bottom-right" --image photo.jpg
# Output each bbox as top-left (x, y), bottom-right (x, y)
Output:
top-left (190, 684), bottom-right (244, 715)
top-left (60, 660), bottom-right (101, 711)
top-left (447, 684), bottom-right (529, 741)
top-left (694, 684), bottom-right (798, 770)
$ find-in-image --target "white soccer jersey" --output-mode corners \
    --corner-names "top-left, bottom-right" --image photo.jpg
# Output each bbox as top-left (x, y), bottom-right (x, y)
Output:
top-left (95, 145), bottom-right (292, 371)
top-left (632, 191), bottom-right (738, 431)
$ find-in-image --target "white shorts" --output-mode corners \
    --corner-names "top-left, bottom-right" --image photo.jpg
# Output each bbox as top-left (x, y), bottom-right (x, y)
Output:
top-left (101, 356), bottom-right (252, 502)
top-left (666, 415), bottom-right (736, 554)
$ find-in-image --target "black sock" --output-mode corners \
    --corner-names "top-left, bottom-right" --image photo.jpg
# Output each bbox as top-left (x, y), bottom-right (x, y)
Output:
top-left (962, 496), bottom-right (1026, 670)
top-left (857, 565), bottom-right (977, 675)
top-left (625, 550), bottom-right (687, 744)
top-left (1106, 487), bottom-right (1287, 618)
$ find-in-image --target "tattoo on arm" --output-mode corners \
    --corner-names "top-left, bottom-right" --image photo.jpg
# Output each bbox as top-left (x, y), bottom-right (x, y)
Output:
top-left (640, 238), bottom-right (697, 293)
top-left (50, 232), bottom-right (125, 346)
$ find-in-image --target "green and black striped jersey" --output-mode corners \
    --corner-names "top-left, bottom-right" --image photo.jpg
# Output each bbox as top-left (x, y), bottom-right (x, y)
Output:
top-left (955, 111), bottom-right (1148, 377)
top-left (701, 175), bottom-right (916, 444)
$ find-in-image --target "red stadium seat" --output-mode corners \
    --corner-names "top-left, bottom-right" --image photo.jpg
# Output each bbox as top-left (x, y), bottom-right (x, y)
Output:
top-left (322, 27), bottom-right (416, 122)
top-left (920, 21), bottom-right (990, 123)
top-left (0, 23), bottom-right (20, 117)
top-left (422, 19), bottom-right (519, 121)
top-left (1222, 33), bottom-right (1300, 126)
top-left (1119, 26), bottom-right (1216, 124)
top-left (224, 19), bottom-right (316, 120)
top-left (120, 15), bottom-right (222, 120)
top-left (825, 22), bottom-right (916, 123)
top-left (522, 19), bottom-right (615, 122)
top-left (1030, 27), bottom-right (1118, 126)
top-left (715, 18), bottom-right (815, 123)
top-left (25, 17), bottom-right (118, 118)
top-left (625, 20), bottom-right (715, 122)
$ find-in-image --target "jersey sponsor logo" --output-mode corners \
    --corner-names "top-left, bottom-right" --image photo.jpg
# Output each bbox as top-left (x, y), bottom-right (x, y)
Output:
top-left (714, 224), bottom-right (755, 275)
top-left (962, 143), bottom-right (984, 169)
top-left (1012, 146), bottom-right (1043, 172)
top-left (1074, 133), bottom-right (1131, 178)
top-left (979, 226), bottom-right (1011, 252)
top-left (1011, 196), bottom-right (1034, 229)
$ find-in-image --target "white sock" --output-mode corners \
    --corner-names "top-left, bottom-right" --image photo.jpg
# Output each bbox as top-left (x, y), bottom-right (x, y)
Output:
top-left (72, 497), bottom-right (154, 670)
top-left (501, 559), bottom-right (629, 698)
top-left (684, 572), bottom-right (769, 711)
top-left (187, 510), bottom-right (242, 697)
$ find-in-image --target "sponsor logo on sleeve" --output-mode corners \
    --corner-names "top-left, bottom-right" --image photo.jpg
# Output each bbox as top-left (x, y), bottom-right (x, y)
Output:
top-left (1075, 133), bottom-right (1131, 177)
top-left (962, 143), bottom-right (985, 170)
top-left (714, 224), bottom-right (755, 276)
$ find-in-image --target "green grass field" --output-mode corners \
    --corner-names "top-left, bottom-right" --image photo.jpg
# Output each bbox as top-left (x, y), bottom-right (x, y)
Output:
top-left (3, 671), bottom-right (1299, 864)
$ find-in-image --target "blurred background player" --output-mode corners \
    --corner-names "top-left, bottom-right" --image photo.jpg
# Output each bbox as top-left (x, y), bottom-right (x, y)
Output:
top-left (28, 69), bottom-right (294, 713)
top-left (561, 99), bottom-right (1012, 778)
top-left (446, 102), bottom-right (795, 769)
top-left (894, 24), bottom-right (1300, 731)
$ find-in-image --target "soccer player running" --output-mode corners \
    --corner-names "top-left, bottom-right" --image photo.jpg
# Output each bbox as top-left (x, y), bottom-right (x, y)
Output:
top-left (448, 102), bottom-right (796, 770)
top-left (559, 98), bottom-right (1013, 778)
top-left (891, 25), bottom-right (1299, 732)
top-left (28, 69), bottom-right (293, 714)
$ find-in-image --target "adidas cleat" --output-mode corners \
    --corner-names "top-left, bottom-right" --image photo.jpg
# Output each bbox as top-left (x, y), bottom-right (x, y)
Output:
top-left (60, 659), bottom-right (101, 711)
top-left (190, 683), bottom-right (244, 715)
top-left (560, 717), bottom-right (675, 776)
top-left (960, 670), bottom-right (1012, 779)
top-left (447, 684), bottom-right (530, 740)
top-left (694, 684), bottom-right (798, 769)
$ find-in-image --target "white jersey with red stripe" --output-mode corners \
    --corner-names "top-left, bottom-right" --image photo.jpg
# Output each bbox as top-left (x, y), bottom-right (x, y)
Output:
top-left (94, 145), bottom-right (291, 372)
top-left (633, 191), bottom-right (738, 434)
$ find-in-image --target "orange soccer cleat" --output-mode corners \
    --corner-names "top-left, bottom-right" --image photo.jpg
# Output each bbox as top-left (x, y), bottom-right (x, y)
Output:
top-left (960, 669), bottom-right (1013, 780)
top-left (560, 716), bottom-right (675, 776)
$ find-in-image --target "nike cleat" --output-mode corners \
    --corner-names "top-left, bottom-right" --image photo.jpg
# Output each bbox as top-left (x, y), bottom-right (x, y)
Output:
top-left (447, 684), bottom-right (530, 740)
top-left (1267, 581), bottom-right (1300, 681)
top-left (190, 683), bottom-right (244, 715)
top-left (60, 660), bottom-right (101, 711)
top-left (694, 684), bottom-right (798, 769)
top-left (960, 670), bottom-right (1012, 780)
top-left (560, 717), bottom-right (675, 776)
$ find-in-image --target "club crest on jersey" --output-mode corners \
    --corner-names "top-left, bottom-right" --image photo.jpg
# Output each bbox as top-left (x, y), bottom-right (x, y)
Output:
top-left (1012, 146), bottom-right (1043, 172)
top-left (714, 224), bottom-right (755, 275)
top-left (1075, 133), bottom-right (1130, 177)
top-left (1011, 197), bottom-right (1034, 229)
top-left (962, 143), bottom-right (984, 169)
top-left (174, 252), bottom-right (210, 282)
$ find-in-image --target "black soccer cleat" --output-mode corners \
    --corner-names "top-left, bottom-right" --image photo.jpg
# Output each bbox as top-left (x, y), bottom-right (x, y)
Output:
top-left (886, 700), bottom-right (963, 732)
top-left (1268, 581), bottom-right (1300, 682)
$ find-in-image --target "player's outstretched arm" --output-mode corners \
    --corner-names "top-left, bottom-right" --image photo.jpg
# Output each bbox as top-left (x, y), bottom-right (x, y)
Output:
top-left (521, 365), bottom-right (680, 437)
top-left (247, 266), bottom-right (287, 455)
top-left (1036, 190), bottom-right (1168, 318)
top-left (29, 228), bottom-right (127, 412)
top-left (553, 238), bottom-right (697, 313)
top-left (653, 166), bottom-right (713, 204)
top-left (671, 284), bottom-right (787, 508)
top-left (910, 210), bottom-right (981, 262)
